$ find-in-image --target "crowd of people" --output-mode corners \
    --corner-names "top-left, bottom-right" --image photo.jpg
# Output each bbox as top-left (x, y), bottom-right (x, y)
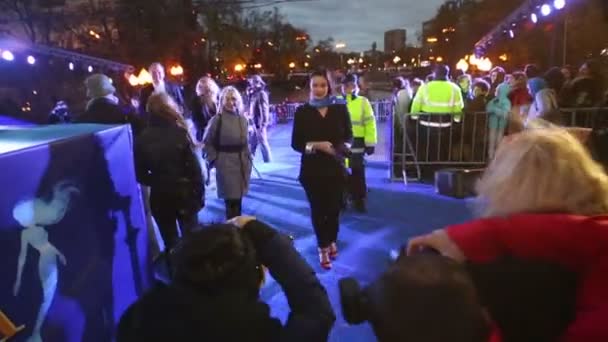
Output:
top-left (389, 60), bottom-right (607, 169)
top-left (13, 59), bottom-right (608, 342)
top-left (116, 126), bottom-right (608, 342)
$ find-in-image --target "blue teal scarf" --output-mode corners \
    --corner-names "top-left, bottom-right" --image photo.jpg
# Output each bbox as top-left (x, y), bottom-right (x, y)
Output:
top-left (309, 96), bottom-right (345, 108)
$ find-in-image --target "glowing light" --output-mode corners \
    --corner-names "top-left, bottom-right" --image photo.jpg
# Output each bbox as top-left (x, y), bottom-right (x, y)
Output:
top-left (358, 58), bottom-right (363, 63)
top-left (499, 54), bottom-right (508, 61)
top-left (253, 63), bottom-right (262, 69)
top-left (68, 62), bottom-right (75, 70)
top-left (541, 4), bottom-right (552, 16)
top-left (554, 0), bottom-right (565, 10)
top-left (426, 37), bottom-right (438, 43)
top-left (436, 56), bottom-right (444, 62)
top-left (288, 62), bottom-right (296, 68)
top-left (335, 43), bottom-right (346, 49)
top-left (304, 62), bottom-right (309, 67)
top-left (456, 59), bottom-right (469, 73)
top-left (393, 56), bottom-right (401, 64)
top-left (1, 50), bottom-right (14, 61)
top-left (509, 30), bottom-right (515, 39)
top-left (27, 55), bottom-right (36, 65)
top-left (531, 13), bottom-right (538, 23)
top-left (128, 74), bottom-right (139, 86)
top-left (88, 65), bottom-right (93, 72)
top-left (169, 65), bottom-right (184, 76)
top-left (477, 58), bottom-right (493, 72)
top-left (234, 64), bottom-right (244, 72)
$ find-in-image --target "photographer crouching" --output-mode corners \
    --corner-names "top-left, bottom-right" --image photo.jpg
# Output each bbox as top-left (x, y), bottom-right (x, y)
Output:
top-left (117, 217), bottom-right (335, 342)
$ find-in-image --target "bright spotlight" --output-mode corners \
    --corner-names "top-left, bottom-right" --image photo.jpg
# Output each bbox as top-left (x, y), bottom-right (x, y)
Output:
top-left (88, 65), bottom-right (93, 72)
top-left (541, 4), bottom-right (552, 16)
top-left (531, 13), bottom-right (539, 23)
top-left (68, 62), bottom-right (75, 70)
top-left (554, 0), bottom-right (565, 10)
top-left (27, 55), bottom-right (36, 65)
top-left (1, 50), bottom-right (14, 61)
top-left (509, 30), bottom-right (515, 39)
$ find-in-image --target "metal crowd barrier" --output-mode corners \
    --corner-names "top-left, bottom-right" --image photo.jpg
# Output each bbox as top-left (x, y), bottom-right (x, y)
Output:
top-left (390, 107), bottom-right (608, 183)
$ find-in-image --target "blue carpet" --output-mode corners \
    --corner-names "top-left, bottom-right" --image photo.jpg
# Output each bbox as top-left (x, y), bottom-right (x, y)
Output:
top-left (199, 122), bottom-right (475, 341)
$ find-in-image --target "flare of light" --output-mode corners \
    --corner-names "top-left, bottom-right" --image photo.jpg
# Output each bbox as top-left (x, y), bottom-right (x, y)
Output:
top-left (169, 65), bottom-right (184, 76)
top-left (27, 55), bottom-right (36, 65)
top-left (554, 0), bottom-right (565, 10)
top-left (531, 13), bottom-right (539, 23)
top-left (1, 50), bottom-right (14, 61)
top-left (541, 4), bottom-right (552, 16)
top-left (456, 59), bottom-right (469, 73)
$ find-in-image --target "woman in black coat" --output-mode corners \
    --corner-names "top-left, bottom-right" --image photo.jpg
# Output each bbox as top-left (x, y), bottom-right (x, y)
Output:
top-left (291, 70), bottom-right (353, 269)
top-left (117, 218), bottom-right (335, 342)
top-left (134, 92), bottom-right (204, 251)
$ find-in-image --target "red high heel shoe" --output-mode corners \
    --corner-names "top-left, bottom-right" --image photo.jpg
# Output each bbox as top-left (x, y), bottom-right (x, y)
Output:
top-left (318, 248), bottom-right (332, 270)
top-left (329, 242), bottom-right (338, 260)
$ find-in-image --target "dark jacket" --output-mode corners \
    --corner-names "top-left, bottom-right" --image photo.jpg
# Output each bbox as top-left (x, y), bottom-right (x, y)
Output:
top-left (291, 103), bottom-right (353, 181)
top-left (139, 81), bottom-right (186, 118)
top-left (134, 117), bottom-right (204, 211)
top-left (77, 97), bottom-right (144, 136)
top-left (116, 220), bottom-right (336, 342)
top-left (190, 97), bottom-right (217, 141)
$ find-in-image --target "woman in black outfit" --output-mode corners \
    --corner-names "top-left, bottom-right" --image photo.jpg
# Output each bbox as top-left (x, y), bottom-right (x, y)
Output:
top-left (191, 76), bottom-right (220, 141)
top-left (291, 70), bottom-right (353, 269)
top-left (134, 92), bottom-right (204, 251)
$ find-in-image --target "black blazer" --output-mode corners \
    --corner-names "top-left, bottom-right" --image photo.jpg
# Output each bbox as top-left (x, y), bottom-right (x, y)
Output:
top-left (291, 103), bottom-right (353, 181)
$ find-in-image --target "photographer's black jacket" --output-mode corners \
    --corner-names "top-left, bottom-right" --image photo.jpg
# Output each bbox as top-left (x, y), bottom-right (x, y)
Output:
top-left (117, 220), bottom-right (336, 342)
top-left (291, 103), bottom-right (353, 181)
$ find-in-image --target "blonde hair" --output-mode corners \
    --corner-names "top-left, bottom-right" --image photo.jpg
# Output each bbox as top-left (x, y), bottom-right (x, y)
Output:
top-left (146, 92), bottom-right (193, 145)
top-left (218, 86), bottom-right (244, 114)
top-left (196, 76), bottom-right (220, 99)
top-left (476, 128), bottom-right (608, 217)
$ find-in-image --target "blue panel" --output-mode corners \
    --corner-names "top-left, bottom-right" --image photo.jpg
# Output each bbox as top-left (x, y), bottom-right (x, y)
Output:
top-left (0, 124), bottom-right (151, 342)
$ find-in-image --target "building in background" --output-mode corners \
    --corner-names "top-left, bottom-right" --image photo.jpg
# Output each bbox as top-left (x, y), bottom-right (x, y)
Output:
top-left (384, 29), bottom-right (406, 54)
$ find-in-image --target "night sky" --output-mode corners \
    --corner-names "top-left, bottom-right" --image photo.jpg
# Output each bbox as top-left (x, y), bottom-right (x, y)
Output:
top-left (278, 0), bottom-right (445, 52)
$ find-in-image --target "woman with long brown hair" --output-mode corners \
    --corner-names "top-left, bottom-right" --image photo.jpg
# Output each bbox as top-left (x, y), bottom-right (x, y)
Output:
top-left (134, 92), bottom-right (204, 251)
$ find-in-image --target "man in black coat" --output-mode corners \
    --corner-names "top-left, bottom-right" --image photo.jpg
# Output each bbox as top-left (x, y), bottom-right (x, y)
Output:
top-left (77, 74), bottom-right (144, 136)
top-left (138, 63), bottom-right (186, 121)
top-left (117, 218), bottom-right (335, 342)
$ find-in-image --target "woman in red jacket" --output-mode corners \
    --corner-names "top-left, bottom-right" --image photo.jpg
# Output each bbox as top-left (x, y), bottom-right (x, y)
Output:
top-left (409, 128), bottom-right (608, 342)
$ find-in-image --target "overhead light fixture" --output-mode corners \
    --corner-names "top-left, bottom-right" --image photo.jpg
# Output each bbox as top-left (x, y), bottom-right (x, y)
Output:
top-left (1, 50), bottom-right (15, 61)
top-left (554, 0), bottom-right (566, 10)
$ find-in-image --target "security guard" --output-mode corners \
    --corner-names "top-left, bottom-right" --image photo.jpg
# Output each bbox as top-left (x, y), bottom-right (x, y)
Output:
top-left (410, 64), bottom-right (464, 123)
top-left (409, 64), bottom-right (464, 164)
top-left (340, 74), bottom-right (377, 212)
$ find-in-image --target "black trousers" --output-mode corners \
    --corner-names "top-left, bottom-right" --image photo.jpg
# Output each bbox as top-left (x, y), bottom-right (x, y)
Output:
top-left (150, 189), bottom-right (199, 251)
top-left (225, 198), bottom-right (242, 220)
top-left (348, 152), bottom-right (367, 201)
top-left (301, 177), bottom-right (344, 248)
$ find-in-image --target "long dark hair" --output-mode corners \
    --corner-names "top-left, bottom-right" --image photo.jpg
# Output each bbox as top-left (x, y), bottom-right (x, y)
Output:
top-left (309, 69), bottom-right (333, 96)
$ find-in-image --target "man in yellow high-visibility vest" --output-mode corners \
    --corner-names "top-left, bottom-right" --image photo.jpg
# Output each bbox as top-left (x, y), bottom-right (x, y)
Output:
top-left (340, 74), bottom-right (377, 212)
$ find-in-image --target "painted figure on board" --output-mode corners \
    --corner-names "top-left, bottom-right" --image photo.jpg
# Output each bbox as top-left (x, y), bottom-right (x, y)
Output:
top-left (12, 181), bottom-right (79, 342)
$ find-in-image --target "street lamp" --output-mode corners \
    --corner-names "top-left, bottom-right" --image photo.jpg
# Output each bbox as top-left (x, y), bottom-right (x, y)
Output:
top-left (289, 62), bottom-right (296, 69)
